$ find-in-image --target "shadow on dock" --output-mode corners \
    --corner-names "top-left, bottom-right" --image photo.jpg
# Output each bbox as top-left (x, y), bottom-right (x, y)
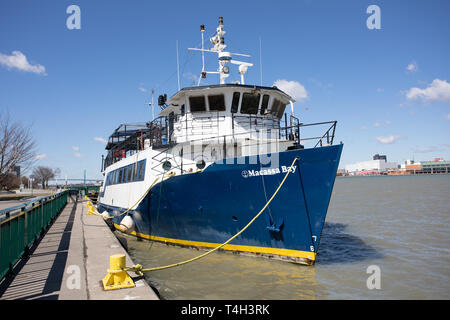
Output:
top-left (316, 222), bottom-right (383, 265)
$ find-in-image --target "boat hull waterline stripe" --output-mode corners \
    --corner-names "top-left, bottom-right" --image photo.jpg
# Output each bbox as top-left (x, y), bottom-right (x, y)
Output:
top-left (114, 223), bottom-right (316, 261)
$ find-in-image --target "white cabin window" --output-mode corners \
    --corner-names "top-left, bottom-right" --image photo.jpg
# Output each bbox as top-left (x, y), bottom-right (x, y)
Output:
top-left (241, 92), bottom-right (260, 115)
top-left (260, 94), bottom-right (270, 115)
top-left (272, 99), bottom-right (284, 117)
top-left (208, 94), bottom-right (226, 111)
top-left (277, 102), bottom-right (287, 118)
top-left (231, 92), bottom-right (240, 113)
top-left (189, 96), bottom-right (206, 113)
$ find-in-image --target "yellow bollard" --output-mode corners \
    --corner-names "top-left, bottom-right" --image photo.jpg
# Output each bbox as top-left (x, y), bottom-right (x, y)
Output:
top-left (102, 254), bottom-right (135, 290)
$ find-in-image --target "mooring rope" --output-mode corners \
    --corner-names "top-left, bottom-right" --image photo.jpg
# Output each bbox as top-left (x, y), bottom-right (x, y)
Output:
top-left (86, 175), bottom-right (163, 219)
top-left (125, 157), bottom-right (300, 275)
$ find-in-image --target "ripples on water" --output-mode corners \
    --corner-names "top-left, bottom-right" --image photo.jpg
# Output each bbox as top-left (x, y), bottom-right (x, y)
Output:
top-left (123, 175), bottom-right (450, 299)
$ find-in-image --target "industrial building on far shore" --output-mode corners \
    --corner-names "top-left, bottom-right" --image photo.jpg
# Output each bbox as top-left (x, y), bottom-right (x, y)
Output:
top-left (341, 155), bottom-right (450, 176)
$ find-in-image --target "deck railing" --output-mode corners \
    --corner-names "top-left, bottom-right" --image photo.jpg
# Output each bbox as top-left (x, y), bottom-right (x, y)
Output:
top-left (0, 190), bottom-right (69, 280)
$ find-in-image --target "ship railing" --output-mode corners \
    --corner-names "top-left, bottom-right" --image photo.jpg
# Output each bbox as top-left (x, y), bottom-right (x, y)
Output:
top-left (0, 190), bottom-right (69, 280)
top-left (148, 119), bottom-right (338, 175)
top-left (103, 112), bottom-right (337, 171)
top-left (177, 118), bottom-right (337, 149)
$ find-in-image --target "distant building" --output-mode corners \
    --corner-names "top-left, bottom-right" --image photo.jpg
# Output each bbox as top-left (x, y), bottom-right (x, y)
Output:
top-left (398, 158), bottom-right (449, 175)
top-left (417, 160), bottom-right (450, 174)
top-left (373, 154), bottom-right (387, 161)
top-left (345, 154), bottom-right (397, 175)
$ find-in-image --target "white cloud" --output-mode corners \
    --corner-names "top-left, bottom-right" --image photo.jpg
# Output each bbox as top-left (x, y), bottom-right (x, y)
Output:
top-left (445, 114), bottom-right (450, 120)
top-left (360, 125), bottom-right (368, 130)
top-left (374, 121), bottom-right (381, 128)
top-left (73, 152), bottom-right (83, 158)
top-left (35, 153), bottom-right (47, 160)
top-left (406, 61), bottom-right (418, 73)
top-left (0, 51), bottom-right (46, 75)
top-left (94, 137), bottom-right (107, 144)
top-left (138, 87), bottom-right (147, 92)
top-left (72, 146), bottom-right (79, 152)
top-left (273, 80), bottom-right (308, 102)
top-left (376, 88), bottom-right (384, 92)
top-left (405, 79), bottom-right (450, 103)
top-left (376, 135), bottom-right (406, 144)
top-left (385, 120), bottom-right (391, 125)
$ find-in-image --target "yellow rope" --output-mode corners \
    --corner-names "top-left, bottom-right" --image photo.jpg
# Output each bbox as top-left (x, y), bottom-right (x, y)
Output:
top-left (86, 175), bottom-right (163, 219)
top-left (114, 176), bottom-right (162, 218)
top-left (126, 157), bottom-right (299, 275)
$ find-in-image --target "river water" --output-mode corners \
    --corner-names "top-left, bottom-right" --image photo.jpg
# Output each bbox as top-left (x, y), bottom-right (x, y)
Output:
top-left (123, 175), bottom-right (450, 299)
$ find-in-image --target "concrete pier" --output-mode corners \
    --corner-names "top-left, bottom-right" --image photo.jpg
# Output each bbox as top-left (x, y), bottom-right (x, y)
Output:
top-left (0, 195), bottom-right (159, 300)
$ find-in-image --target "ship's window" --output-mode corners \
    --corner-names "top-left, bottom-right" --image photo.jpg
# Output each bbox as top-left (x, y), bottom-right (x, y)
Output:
top-left (137, 160), bottom-right (146, 181)
top-left (127, 165), bottom-right (133, 182)
top-left (240, 92), bottom-right (260, 114)
top-left (114, 170), bottom-right (119, 184)
top-left (189, 96), bottom-right (206, 113)
top-left (111, 170), bottom-right (117, 185)
top-left (129, 164), bottom-right (136, 182)
top-left (277, 102), bottom-right (287, 118)
top-left (271, 99), bottom-right (281, 116)
top-left (208, 94), bottom-right (226, 111)
top-left (231, 92), bottom-right (240, 113)
top-left (122, 167), bottom-right (127, 183)
top-left (260, 94), bottom-right (270, 115)
top-left (118, 168), bottom-right (123, 184)
top-left (181, 104), bottom-right (185, 116)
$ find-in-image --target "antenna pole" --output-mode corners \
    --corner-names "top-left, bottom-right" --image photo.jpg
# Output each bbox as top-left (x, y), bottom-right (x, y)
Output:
top-left (259, 36), bottom-right (263, 86)
top-left (176, 40), bottom-right (181, 91)
top-left (151, 89), bottom-right (155, 120)
top-left (197, 24), bottom-right (206, 86)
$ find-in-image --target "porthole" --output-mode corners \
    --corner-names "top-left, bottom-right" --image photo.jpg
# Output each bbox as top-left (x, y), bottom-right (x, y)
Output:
top-left (196, 160), bottom-right (206, 170)
top-left (162, 161), bottom-right (172, 171)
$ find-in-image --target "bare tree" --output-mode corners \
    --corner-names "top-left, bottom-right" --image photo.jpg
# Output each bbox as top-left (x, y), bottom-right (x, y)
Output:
top-left (0, 112), bottom-right (36, 189)
top-left (32, 166), bottom-right (59, 189)
top-left (1, 172), bottom-right (21, 190)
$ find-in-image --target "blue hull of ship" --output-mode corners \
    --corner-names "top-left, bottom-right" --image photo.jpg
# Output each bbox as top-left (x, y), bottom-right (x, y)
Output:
top-left (99, 144), bottom-right (343, 264)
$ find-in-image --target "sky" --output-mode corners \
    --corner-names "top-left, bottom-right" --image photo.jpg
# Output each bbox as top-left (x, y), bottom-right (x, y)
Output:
top-left (0, 0), bottom-right (449, 180)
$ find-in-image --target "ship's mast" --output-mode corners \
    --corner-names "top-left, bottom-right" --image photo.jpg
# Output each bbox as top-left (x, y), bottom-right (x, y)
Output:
top-left (188, 17), bottom-right (253, 85)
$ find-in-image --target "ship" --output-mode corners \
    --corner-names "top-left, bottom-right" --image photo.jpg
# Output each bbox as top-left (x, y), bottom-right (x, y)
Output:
top-left (96, 17), bottom-right (343, 265)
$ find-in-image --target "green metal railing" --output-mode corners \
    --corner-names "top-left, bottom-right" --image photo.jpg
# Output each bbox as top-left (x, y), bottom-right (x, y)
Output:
top-left (0, 190), bottom-right (69, 280)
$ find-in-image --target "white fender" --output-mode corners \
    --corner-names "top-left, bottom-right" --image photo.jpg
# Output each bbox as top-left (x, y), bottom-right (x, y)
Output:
top-left (117, 215), bottom-right (135, 233)
top-left (101, 210), bottom-right (113, 220)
